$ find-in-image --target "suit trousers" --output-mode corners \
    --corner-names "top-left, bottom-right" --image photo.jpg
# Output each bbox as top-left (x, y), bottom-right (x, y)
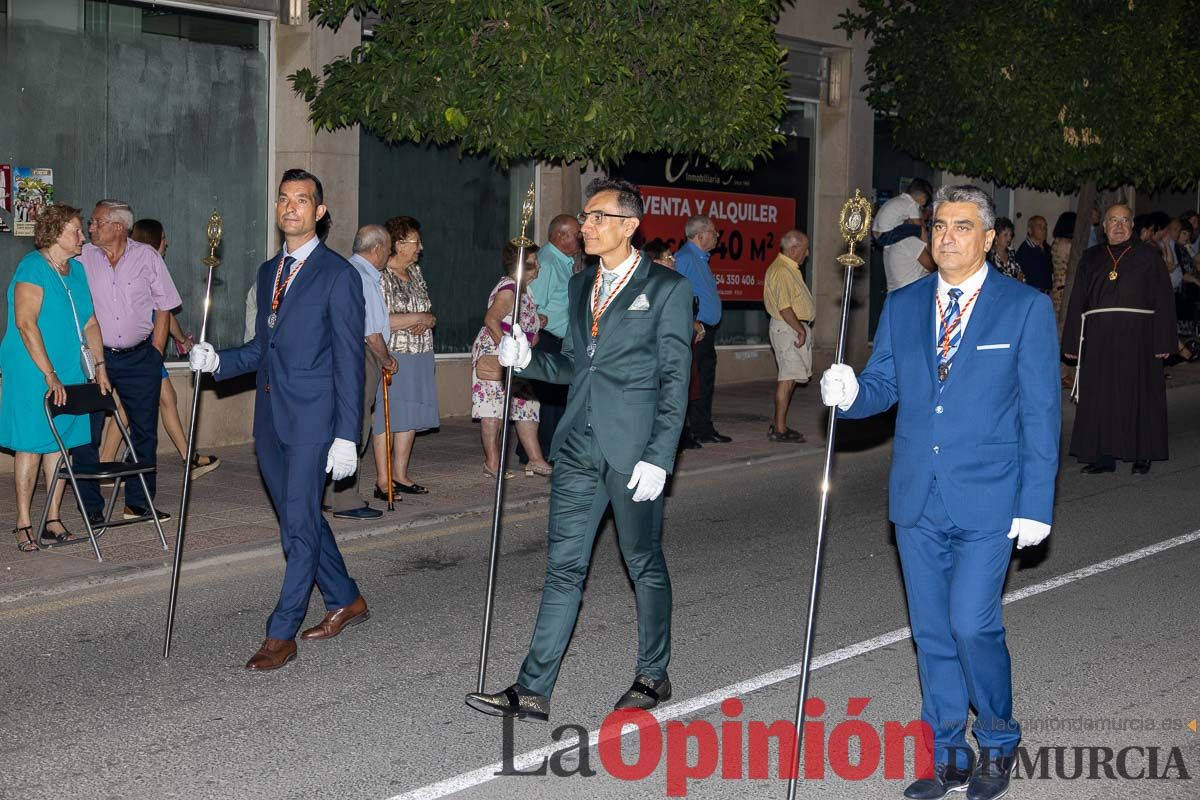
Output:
top-left (75, 341), bottom-right (162, 513)
top-left (516, 331), bottom-right (567, 464)
top-left (257, 416), bottom-right (360, 640)
top-left (687, 322), bottom-right (718, 438)
top-left (323, 347), bottom-right (382, 512)
top-left (895, 481), bottom-right (1020, 768)
top-left (517, 424), bottom-right (672, 697)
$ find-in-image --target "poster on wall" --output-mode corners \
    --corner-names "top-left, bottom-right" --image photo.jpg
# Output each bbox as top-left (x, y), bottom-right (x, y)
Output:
top-left (614, 138), bottom-right (809, 303)
top-left (13, 167), bottom-right (55, 237)
top-left (0, 164), bottom-right (10, 233)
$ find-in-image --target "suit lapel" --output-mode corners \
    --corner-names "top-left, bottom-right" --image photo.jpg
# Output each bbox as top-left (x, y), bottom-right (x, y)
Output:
top-left (921, 276), bottom-right (938, 383)
top-left (575, 268), bottom-right (595, 348)
top-left (594, 255), bottom-right (651, 356)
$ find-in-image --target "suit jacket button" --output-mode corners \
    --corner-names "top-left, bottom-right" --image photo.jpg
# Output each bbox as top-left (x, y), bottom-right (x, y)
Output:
top-left (264, 383), bottom-right (270, 393)
top-left (932, 445), bottom-right (940, 454)
top-left (589, 366), bottom-right (596, 372)
top-left (935, 405), bottom-right (944, 414)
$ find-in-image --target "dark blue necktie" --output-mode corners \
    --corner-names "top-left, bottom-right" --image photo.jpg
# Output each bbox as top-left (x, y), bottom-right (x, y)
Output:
top-left (937, 287), bottom-right (964, 377)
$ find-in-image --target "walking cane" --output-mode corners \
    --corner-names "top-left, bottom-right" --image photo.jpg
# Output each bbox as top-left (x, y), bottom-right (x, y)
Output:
top-left (163, 210), bottom-right (223, 658)
top-left (785, 191), bottom-right (872, 797)
top-left (475, 182), bottom-right (536, 692)
top-left (382, 367), bottom-right (394, 511)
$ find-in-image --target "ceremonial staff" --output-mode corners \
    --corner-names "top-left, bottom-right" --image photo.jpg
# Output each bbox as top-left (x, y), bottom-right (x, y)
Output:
top-left (475, 183), bottom-right (536, 692)
top-left (785, 191), bottom-right (871, 798)
top-left (163, 210), bottom-right (222, 658)
top-left (382, 367), bottom-right (395, 511)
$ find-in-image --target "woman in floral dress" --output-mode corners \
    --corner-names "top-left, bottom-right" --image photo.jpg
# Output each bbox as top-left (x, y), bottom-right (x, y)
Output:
top-left (471, 243), bottom-right (553, 478)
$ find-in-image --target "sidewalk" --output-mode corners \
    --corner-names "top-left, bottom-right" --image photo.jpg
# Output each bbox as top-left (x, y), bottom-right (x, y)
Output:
top-left (5, 363), bottom-right (1198, 600)
top-left (0, 379), bottom-right (833, 600)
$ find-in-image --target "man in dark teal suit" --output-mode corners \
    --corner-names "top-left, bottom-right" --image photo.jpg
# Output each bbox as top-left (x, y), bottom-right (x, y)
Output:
top-left (466, 178), bottom-right (693, 722)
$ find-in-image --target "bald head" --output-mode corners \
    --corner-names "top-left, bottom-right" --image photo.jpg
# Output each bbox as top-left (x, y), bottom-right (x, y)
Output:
top-left (548, 213), bottom-right (581, 257)
top-left (1103, 204), bottom-right (1133, 246)
top-left (780, 229), bottom-right (809, 263)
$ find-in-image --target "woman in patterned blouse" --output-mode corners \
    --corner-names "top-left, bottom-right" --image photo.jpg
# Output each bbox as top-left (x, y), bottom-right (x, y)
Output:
top-left (372, 215), bottom-right (439, 498)
top-left (990, 216), bottom-right (1024, 282)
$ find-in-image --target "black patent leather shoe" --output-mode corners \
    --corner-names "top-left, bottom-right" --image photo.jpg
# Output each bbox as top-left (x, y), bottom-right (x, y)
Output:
top-left (697, 432), bottom-right (732, 444)
top-left (966, 755), bottom-right (1015, 800)
top-left (614, 674), bottom-right (672, 710)
top-left (332, 505), bottom-right (384, 520)
top-left (465, 683), bottom-right (550, 722)
top-left (903, 762), bottom-right (971, 799)
top-left (1131, 460), bottom-right (1151, 475)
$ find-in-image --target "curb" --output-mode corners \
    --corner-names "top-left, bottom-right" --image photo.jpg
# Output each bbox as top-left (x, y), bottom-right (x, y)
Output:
top-left (0, 446), bottom-right (820, 605)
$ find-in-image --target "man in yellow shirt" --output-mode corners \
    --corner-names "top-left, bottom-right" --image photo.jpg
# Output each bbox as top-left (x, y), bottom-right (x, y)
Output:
top-left (763, 230), bottom-right (815, 442)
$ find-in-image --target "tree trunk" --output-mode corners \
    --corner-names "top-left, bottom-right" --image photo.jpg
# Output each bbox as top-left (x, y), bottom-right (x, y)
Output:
top-left (1057, 180), bottom-right (1098, 337)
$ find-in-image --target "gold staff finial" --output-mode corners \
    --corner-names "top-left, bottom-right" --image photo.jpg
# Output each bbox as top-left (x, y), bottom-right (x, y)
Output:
top-left (510, 182), bottom-right (536, 248)
top-left (203, 209), bottom-right (224, 268)
top-left (836, 189), bottom-right (873, 268)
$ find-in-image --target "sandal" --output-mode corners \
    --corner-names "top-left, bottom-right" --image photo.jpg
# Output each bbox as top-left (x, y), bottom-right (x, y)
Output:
top-left (39, 518), bottom-right (76, 547)
top-left (484, 467), bottom-right (516, 480)
top-left (14, 526), bottom-right (39, 553)
top-left (524, 463), bottom-right (553, 477)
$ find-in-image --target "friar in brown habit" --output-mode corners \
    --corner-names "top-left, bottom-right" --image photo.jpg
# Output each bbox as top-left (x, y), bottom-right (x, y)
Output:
top-left (1062, 203), bottom-right (1177, 475)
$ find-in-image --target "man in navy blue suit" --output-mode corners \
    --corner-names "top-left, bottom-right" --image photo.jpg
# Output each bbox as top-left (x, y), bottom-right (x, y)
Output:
top-left (190, 169), bottom-right (368, 671)
top-left (821, 186), bottom-right (1060, 800)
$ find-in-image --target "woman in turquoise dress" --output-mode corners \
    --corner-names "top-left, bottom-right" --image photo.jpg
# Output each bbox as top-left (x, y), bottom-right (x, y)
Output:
top-left (0, 204), bottom-right (111, 551)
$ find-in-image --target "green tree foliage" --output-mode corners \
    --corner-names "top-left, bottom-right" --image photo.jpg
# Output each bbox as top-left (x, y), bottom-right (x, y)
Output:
top-left (839, 1), bottom-right (1200, 193)
top-left (293, 1), bottom-right (788, 169)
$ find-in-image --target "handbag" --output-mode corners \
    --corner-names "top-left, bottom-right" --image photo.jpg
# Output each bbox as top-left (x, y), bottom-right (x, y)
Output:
top-left (475, 354), bottom-right (505, 382)
top-left (51, 262), bottom-right (97, 381)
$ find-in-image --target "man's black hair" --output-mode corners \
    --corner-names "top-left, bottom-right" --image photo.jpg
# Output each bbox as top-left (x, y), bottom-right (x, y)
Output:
top-left (584, 177), bottom-right (645, 220)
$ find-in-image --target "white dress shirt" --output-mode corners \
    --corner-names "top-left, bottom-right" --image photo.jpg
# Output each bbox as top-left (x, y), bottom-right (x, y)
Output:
top-left (934, 262), bottom-right (990, 352)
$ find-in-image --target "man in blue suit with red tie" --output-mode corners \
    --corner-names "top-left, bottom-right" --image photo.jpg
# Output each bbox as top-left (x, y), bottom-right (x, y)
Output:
top-left (821, 186), bottom-right (1060, 800)
top-left (190, 169), bottom-right (368, 671)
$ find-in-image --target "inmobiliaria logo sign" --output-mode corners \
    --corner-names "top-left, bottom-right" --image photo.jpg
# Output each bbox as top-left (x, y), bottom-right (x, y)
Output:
top-left (496, 698), bottom-right (1195, 796)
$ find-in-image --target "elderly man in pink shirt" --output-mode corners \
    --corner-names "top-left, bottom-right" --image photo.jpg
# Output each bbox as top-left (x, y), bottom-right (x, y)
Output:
top-left (74, 199), bottom-right (182, 523)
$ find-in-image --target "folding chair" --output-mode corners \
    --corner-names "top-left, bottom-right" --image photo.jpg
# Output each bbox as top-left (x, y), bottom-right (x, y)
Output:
top-left (37, 383), bottom-right (169, 561)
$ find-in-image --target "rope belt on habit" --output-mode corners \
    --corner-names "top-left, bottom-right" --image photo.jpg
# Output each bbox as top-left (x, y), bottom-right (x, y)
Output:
top-left (1070, 307), bottom-right (1155, 403)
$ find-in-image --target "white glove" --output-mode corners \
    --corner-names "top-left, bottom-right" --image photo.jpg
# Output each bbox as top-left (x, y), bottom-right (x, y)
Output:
top-left (1007, 518), bottom-right (1051, 549)
top-left (627, 461), bottom-right (667, 502)
top-left (189, 342), bottom-right (219, 373)
top-left (496, 324), bottom-right (532, 371)
top-left (326, 437), bottom-right (358, 481)
top-left (820, 363), bottom-right (859, 410)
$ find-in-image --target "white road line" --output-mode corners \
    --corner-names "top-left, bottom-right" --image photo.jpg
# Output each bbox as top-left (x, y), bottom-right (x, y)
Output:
top-left (388, 528), bottom-right (1200, 800)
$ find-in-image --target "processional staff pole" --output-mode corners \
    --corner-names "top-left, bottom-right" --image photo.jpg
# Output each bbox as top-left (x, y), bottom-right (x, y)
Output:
top-left (163, 210), bottom-right (223, 659)
top-left (785, 190), bottom-right (872, 798)
top-left (475, 183), bottom-right (537, 692)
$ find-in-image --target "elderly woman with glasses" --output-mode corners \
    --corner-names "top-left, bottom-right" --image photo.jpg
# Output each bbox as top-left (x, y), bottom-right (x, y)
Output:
top-left (373, 215), bottom-right (439, 498)
top-left (0, 204), bottom-right (111, 552)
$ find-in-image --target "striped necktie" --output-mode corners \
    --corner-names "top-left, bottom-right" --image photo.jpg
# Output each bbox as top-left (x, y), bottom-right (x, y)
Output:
top-left (937, 287), bottom-right (963, 376)
top-left (598, 270), bottom-right (617, 304)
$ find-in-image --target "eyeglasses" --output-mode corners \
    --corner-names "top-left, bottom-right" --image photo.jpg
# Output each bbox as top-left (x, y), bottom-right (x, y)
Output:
top-left (395, 239), bottom-right (421, 245)
top-left (577, 210), bottom-right (635, 226)
top-left (87, 218), bottom-right (118, 228)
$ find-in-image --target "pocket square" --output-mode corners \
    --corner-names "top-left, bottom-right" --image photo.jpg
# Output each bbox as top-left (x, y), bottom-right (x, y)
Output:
top-left (976, 343), bottom-right (1011, 350)
top-left (628, 294), bottom-right (650, 311)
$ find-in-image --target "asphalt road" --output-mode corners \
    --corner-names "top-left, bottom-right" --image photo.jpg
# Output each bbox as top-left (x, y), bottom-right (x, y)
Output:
top-left (3, 386), bottom-right (1199, 800)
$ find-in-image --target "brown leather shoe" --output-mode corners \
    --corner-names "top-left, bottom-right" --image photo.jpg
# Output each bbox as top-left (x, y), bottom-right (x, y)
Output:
top-left (300, 595), bottom-right (370, 641)
top-left (245, 637), bottom-right (297, 671)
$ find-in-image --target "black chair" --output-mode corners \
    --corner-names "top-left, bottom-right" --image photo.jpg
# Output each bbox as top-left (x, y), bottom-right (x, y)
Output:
top-left (37, 383), bottom-right (168, 561)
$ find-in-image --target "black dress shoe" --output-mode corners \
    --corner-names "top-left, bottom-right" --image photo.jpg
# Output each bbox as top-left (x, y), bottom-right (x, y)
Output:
top-left (123, 505), bottom-right (172, 522)
top-left (372, 487), bottom-right (404, 503)
top-left (332, 505), bottom-right (384, 520)
top-left (679, 437), bottom-right (703, 450)
top-left (465, 683), bottom-right (550, 722)
top-left (904, 762), bottom-right (971, 799)
top-left (392, 481), bottom-right (428, 495)
top-left (966, 755), bottom-right (1015, 800)
top-left (86, 509), bottom-right (107, 527)
top-left (1131, 460), bottom-right (1151, 474)
top-left (697, 432), bottom-right (732, 444)
top-left (614, 674), bottom-right (672, 710)
top-left (1081, 460), bottom-right (1115, 474)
